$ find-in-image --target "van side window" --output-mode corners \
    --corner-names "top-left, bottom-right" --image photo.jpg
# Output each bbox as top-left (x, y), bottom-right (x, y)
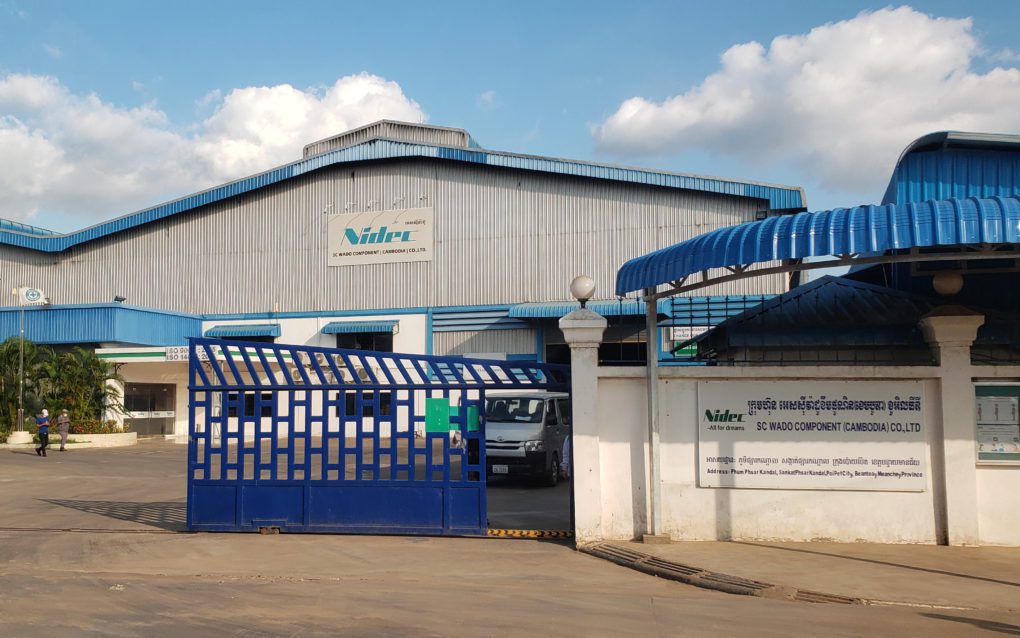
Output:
top-left (545, 400), bottom-right (559, 425)
top-left (556, 398), bottom-right (571, 425)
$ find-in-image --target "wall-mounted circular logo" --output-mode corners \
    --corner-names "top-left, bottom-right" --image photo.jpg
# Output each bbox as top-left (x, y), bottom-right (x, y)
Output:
top-left (24, 288), bottom-right (42, 302)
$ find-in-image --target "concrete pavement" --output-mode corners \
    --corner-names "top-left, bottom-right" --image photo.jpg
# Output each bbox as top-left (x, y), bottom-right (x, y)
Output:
top-left (2, 441), bottom-right (1019, 636)
top-left (591, 539), bottom-right (1020, 612)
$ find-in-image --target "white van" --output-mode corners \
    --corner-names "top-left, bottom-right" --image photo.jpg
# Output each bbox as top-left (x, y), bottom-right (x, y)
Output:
top-left (484, 391), bottom-right (571, 486)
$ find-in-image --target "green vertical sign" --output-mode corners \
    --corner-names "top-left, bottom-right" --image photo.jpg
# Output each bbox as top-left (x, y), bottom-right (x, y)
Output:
top-left (425, 398), bottom-right (451, 433)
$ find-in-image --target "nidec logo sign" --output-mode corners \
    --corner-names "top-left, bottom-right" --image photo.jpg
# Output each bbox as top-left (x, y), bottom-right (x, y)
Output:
top-left (704, 409), bottom-right (745, 423)
top-left (342, 226), bottom-right (416, 246)
top-left (328, 207), bottom-right (434, 267)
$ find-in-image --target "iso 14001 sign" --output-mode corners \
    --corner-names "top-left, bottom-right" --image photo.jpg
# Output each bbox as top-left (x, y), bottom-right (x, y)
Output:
top-left (164, 346), bottom-right (211, 362)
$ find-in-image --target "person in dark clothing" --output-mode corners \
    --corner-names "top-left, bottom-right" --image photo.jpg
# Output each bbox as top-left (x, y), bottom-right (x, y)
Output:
top-left (35, 409), bottom-right (50, 457)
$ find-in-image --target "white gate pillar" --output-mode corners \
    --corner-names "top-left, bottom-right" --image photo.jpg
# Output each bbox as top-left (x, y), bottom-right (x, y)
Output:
top-left (919, 309), bottom-right (984, 546)
top-left (560, 307), bottom-right (607, 544)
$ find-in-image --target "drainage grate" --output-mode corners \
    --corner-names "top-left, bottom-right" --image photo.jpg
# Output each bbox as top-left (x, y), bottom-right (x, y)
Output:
top-left (793, 589), bottom-right (860, 605)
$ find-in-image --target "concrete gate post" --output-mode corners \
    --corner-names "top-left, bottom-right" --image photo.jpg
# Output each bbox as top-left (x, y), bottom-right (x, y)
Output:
top-left (919, 309), bottom-right (984, 546)
top-left (559, 308), bottom-right (607, 544)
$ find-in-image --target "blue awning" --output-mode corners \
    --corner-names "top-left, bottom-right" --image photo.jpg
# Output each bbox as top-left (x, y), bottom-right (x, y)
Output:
top-left (204, 323), bottom-right (281, 338)
top-left (321, 320), bottom-right (397, 334)
top-left (616, 196), bottom-right (1020, 295)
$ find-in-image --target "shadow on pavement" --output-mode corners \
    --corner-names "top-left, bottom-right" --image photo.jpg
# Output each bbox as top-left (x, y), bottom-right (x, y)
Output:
top-left (734, 541), bottom-right (1020, 588)
top-left (922, 613), bottom-right (1020, 636)
top-left (40, 499), bottom-right (187, 531)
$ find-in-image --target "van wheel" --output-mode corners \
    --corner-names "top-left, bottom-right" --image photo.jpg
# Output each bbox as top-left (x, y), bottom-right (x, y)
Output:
top-left (542, 455), bottom-right (559, 488)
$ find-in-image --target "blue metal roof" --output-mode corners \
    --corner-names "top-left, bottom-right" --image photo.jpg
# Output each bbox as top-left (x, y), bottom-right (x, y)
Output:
top-left (509, 299), bottom-right (671, 318)
top-left (204, 323), bottom-right (281, 338)
top-left (0, 304), bottom-right (202, 345)
top-left (0, 138), bottom-right (804, 253)
top-left (321, 320), bottom-right (397, 334)
top-left (616, 196), bottom-right (1020, 295)
top-left (883, 131), bottom-right (1020, 205)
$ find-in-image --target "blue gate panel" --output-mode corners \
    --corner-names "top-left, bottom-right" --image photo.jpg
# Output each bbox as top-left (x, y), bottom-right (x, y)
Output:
top-left (308, 485), bottom-right (444, 529)
top-left (190, 485), bottom-right (237, 527)
top-left (187, 338), bottom-right (569, 536)
top-left (242, 485), bottom-right (304, 526)
top-left (450, 487), bottom-right (485, 529)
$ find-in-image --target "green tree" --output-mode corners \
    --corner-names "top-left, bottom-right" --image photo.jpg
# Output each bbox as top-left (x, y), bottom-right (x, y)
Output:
top-left (0, 337), bottom-right (49, 430)
top-left (39, 347), bottom-right (125, 424)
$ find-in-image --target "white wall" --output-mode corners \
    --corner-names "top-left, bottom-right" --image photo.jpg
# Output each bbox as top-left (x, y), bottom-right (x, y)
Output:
top-left (594, 369), bottom-right (942, 543)
top-left (977, 466), bottom-right (1020, 545)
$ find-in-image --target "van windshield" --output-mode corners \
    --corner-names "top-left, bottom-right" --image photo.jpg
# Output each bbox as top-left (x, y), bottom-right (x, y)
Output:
top-left (485, 398), bottom-right (545, 423)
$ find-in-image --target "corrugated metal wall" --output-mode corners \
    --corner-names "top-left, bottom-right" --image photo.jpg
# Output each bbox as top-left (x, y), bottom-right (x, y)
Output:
top-left (0, 158), bottom-right (785, 314)
top-left (433, 329), bottom-right (537, 356)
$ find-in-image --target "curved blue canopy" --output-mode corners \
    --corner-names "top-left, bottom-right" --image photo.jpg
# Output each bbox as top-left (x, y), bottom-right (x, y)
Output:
top-left (616, 196), bottom-right (1020, 296)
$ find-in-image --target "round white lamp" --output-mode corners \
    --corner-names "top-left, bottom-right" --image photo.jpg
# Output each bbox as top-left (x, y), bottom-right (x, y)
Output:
top-left (570, 275), bottom-right (596, 308)
top-left (932, 272), bottom-right (964, 296)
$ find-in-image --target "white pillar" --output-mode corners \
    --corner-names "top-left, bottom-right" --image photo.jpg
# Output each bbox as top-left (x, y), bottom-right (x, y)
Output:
top-left (919, 310), bottom-right (984, 546)
top-left (105, 378), bottom-right (126, 431)
top-left (559, 308), bottom-right (607, 545)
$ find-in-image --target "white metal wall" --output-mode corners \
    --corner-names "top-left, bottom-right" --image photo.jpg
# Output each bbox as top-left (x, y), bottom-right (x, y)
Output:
top-left (0, 159), bottom-right (785, 314)
top-left (433, 329), bottom-right (538, 357)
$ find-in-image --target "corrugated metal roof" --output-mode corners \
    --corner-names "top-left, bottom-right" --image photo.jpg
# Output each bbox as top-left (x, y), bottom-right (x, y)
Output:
top-left (509, 299), bottom-right (668, 318)
top-left (321, 320), bottom-right (397, 334)
top-left (0, 304), bottom-right (201, 345)
top-left (883, 131), bottom-right (1020, 205)
top-left (204, 323), bottom-right (281, 338)
top-left (0, 138), bottom-right (804, 254)
top-left (616, 195), bottom-right (1020, 295)
top-left (0, 219), bottom-right (54, 236)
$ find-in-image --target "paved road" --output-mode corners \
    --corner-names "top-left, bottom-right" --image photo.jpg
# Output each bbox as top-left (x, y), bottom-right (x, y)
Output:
top-left (1, 441), bottom-right (1016, 636)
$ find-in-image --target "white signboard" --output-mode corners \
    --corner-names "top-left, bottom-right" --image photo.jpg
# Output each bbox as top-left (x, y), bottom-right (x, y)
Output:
top-left (327, 207), bottom-right (434, 267)
top-left (164, 346), bottom-right (210, 362)
top-left (698, 381), bottom-right (926, 491)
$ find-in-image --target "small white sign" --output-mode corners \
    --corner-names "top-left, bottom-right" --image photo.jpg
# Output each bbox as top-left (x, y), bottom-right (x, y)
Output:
top-left (698, 381), bottom-right (926, 491)
top-left (164, 346), bottom-right (211, 362)
top-left (327, 207), bottom-right (434, 267)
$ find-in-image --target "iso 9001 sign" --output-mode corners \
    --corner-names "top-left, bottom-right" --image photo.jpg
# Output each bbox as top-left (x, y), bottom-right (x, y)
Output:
top-left (164, 346), bottom-right (210, 362)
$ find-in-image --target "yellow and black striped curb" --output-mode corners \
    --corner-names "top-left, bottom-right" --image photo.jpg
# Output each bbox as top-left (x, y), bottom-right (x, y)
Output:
top-left (487, 529), bottom-right (573, 538)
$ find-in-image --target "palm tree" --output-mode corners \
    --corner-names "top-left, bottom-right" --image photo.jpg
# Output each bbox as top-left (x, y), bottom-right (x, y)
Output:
top-left (0, 337), bottom-right (47, 430)
top-left (40, 347), bottom-right (125, 425)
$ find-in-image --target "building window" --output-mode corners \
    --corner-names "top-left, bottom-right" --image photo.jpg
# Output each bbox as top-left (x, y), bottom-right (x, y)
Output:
top-left (227, 392), bottom-right (274, 418)
top-left (338, 391), bottom-right (392, 417)
top-left (336, 332), bottom-right (393, 352)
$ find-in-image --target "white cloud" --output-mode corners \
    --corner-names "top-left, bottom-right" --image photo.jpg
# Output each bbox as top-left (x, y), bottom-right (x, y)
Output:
top-left (477, 90), bottom-right (497, 111)
top-left (989, 48), bottom-right (1020, 64)
top-left (0, 72), bottom-right (426, 227)
top-left (593, 6), bottom-right (1020, 200)
top-left (42, 43), bottom-right (62, 60)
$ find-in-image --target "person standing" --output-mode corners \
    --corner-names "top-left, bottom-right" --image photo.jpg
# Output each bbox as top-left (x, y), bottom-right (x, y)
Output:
top-left (56, 410), bottom-right (71, 452)
top-left (35, 409), bottom-right (51, 457)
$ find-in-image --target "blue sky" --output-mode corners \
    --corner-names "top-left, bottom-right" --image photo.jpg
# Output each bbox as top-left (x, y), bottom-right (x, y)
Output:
top-left (1, 0), bottom-right (1019, 231)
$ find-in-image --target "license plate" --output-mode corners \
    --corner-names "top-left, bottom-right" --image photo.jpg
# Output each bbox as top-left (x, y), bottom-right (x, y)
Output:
top-left (492, 464), bottom-right (509, 475)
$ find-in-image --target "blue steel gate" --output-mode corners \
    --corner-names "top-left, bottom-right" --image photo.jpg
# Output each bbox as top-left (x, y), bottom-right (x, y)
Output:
top-left (186, 338), bottom-right (570, 535)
